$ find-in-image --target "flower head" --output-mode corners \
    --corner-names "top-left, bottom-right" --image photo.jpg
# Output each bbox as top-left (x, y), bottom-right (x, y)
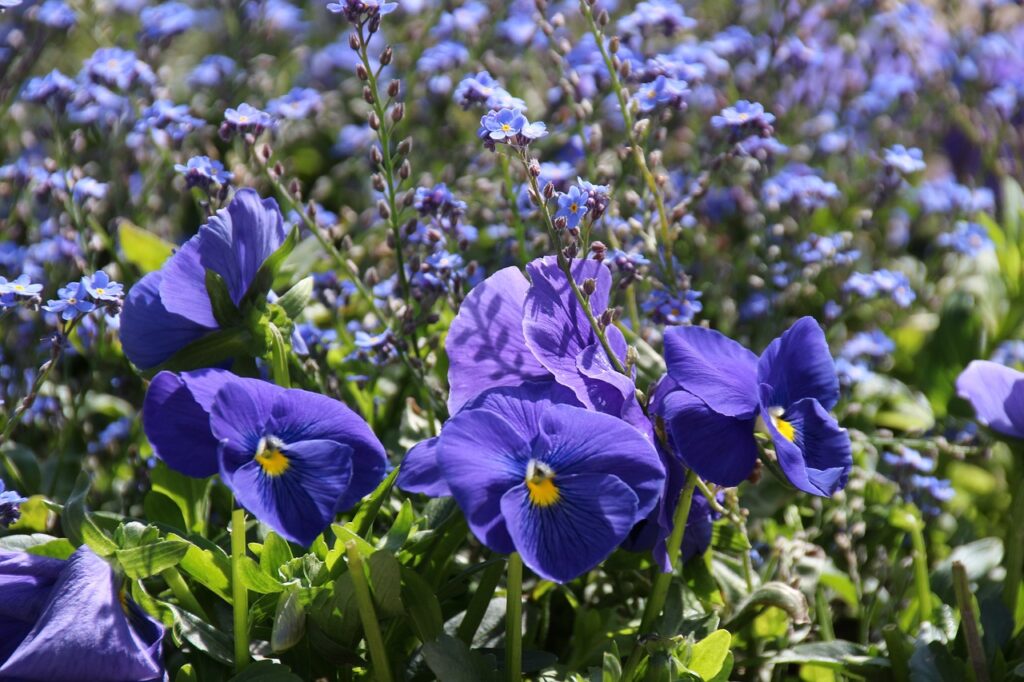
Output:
top-left (174, 155), bottom-right (233, 190)
top-left (711, 100), bottom-right (775, 134)
top-left (478, 108), bottom-right (547, 149)
top-left (0, 274), bottom-right (43, 299)
top-left (143, 368), bottom-right (388, 545)
top-left (82, 271), bottom-right (124, 302)
top-left (43, 280), bottom-right (95, 320)
top-left (326, 0), bottom-right (397, 23)
top-left (653, 317), bottom-right (851, 496)
top-left (221, 103), bottom-right (276, 140)
top-left (555, 186), bottom-right (589, 229)
top-left (399, 382), bottom-right (664, 582)
top-left (0, 478), bottom-right (26, 527)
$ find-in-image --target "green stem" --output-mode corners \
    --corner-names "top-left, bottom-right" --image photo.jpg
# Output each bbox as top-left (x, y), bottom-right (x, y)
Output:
top-left (231, 506), bottom-right (249, 673)
top-left (505, 553), bottom-right (523, 682)
top-left (346, 541), bottom-right (393, 682)
top-left (458, 559), bottom-right (505, 645)
top-left (1005, 451), bottom-right (1024, 612)
top-left (815, 586), bottom-right (835, 641)
top-left (953, 561), bottom-right (990, 682)
top-left (161, 567), bottom-right (210, 621)
top-left (907, 513), bottom-right (932, 626)
top-left (499, 154), bottom-right (529, 266)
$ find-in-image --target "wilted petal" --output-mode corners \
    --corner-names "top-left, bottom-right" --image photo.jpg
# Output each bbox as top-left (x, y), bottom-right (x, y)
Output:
top-left (663, 325), bottom-right (759, 418)
top-left (446, 266), bottom-right (551, 413)
top-left (956, 360), bottom-right (1024, 439)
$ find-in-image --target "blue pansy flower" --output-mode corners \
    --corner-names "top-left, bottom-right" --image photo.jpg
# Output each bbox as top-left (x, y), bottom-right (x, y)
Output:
top-left (142, 368), bottom-right (388, 545)
top-left (399, 382), bottom-right (664, 583)
top-left (0, 546), bottom-right (165, 681)
top-left (652, 317), bottom-right (851, 496)
top-left (119, 188), bottom-right (287, 370)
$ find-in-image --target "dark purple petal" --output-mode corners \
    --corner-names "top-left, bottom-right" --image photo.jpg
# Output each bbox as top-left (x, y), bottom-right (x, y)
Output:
top-left (760, 388), bottom-right (851, 497)
top-left (396, 436), bottom-right (450, 497)
top-left (119, 270), bottom-right (216, 370)
top-left (663, 325), bottom-right (759, 418)
top-left (436, 409), bottom-right (531, 554)
top-left (657, 389), bottom-right (758, 487)
top-left (157, 235), bottom-right (218, 328)
top-left (221, 439), bottom-right (354, 547)
top-left (522, 257), bottom-right (613, 407)
top-left (0, 547), bottom-right (165, 682)
top-left (445, 266), bottom-right (551, 413)
top-left (195, 189), bottom-right (288, 304)
top-left (500, 473), bottom-right (638, 583)
top-left (0, 551), bottom-right (63, 662)
top-left (757, 316), bottom-right (839, 411)
top-left (533, 404), bottom-right (664, 519)
top-left (268, 389), bottom-right (387, 512)
top-left (143, 369), bottom-right (234, 478)
top-left (956, 360), bottom-right (1024, 438)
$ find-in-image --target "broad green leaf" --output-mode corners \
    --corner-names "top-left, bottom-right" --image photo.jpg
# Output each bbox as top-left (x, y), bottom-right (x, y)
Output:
top-left (174, 535), bottom-right (232, 602)
top-left (205, 269), bottom-right (242, 327)
top-left (241, 556), bottom-right (285, 593)
top-left (25, 537), bottom-right (76, 559)
top-left (149, 327), bottom-right (253, 375)
top-left (10, 495), bottom-right (50, 532)
top-left (271, 588), bottom-right (306, 653)
top-left (116, 540), bottom-right (190, 579)
top-left (400, 566), bottom-right (443, 643)
top-left (227, 660), bottom-right (303, 681)
top-left (168, 603), bottom-right (234, 665)
top-left (150, 463), bottom-right (211, 535)
top-left (689, 630), bottom-right (731, 680)
top-left (62, 472), bottom-right (118, 556)
top-left (366, 550), bottom-right (403, 619)
top-left (421, 635), bottom-right (499, 682)
top-left (241, 226), bottom-right (299, 309)
top-left (380, 498), bottom-right (415, 553)
top-left (120, 221), bottom-right (175, 273)
top-left (260, 531), bottom-right (294, 578)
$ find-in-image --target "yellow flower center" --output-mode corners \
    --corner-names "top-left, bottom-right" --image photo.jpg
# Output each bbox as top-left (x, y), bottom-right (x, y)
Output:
top-left (526, 460), bottom-right (560, 507)
top-left (501, 123), bottom-right (511, 132)
top-left (13, 284), bottom-right (24, 291)
top-left (255, 436), bottom-right (290, 477)
top-left (95, 288), bottom-right (105, 295)
top-left (769, 407), bottom-right (795, 442)
top-left (570, 203), bottom-right (578, 212)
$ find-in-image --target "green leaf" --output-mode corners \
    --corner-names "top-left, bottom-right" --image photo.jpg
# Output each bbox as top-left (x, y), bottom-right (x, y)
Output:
top-left (10, 495), bottom-right (51, 532)
top-left (174, 534), bottom-right (232, 601)
top-left (174, 663), bottom-right (197, 682)
top-left (421, 635), bottom-right (499, 682)
top-left (723, 582), bottom-right (809, 632)
top-left (773, 641), bottom-right (889, 673)
top-left (227, 660), bottom-right (303, 681)
top-left (116, 540), bottom-right (190, 579)
top-left (149, 327), bottom-right (252, 375)
top-left (241, 556), bottom-right (285, 593)
top-left (260, 531), bottom-right (294, 578)
top-left (25, 537), bottom-right (76, 559)
top-left (205, 269), bottom-right (242, 327)
top-left (168, 603), bottom-right (234, 665)
top-left (349, 468), bottom-right (399, 541)
top-left (276, 276), bottom-right (313, 320)
top-left (688, 630), bottom-right (731, 680)
top-left (271, 588), bottom-right (306, 653)
top-left (62, 472), bottom-right (118, 556)
top-left (380, 499), bottom-right (415, 553)
top-left (241, 226), bottom-right (299, 310)
top-left (0, 533), bottom-right (65, 552)
top-left (711, 520), bottom-right (751, 553)
top-left (266, 323), bottom-right (291, 387)
top-left (400, 566), bottom-right (443, 643)
top-left (366, 550), bottom-right (404, 619)
top-left (120, 221), bottom-right (175, 273)
top-left (150, 462), bottom-right (212, 535)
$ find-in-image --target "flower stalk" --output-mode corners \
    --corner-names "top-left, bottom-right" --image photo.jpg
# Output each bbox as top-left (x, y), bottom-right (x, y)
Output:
top-left (230, 506), bottom-right (249, 673)
top-left (505, 552), bottom-right (524, 682)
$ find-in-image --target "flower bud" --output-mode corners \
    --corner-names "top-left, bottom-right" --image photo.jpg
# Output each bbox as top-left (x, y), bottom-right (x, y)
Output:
top-left (377, 200), bottom-right (391, 220)
top-left (381, 46), bottom-right (393, 66)
top-left (356, 63), bottom-right (368, 81)
top-left (582, 278), bottom-right (597, 296)
top-left (363, 86), bottom-right (375, 104)
top-left (387, 79), bottom-right (400, 98)
top-left (391, 103), bottom-right (404, 122)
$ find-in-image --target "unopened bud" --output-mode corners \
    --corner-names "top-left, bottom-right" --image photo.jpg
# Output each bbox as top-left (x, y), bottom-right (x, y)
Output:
top-left (598, 10), bottom-right (609, 25)
top-left (391, 103), bottom-right (404, 122)
top-left (610, 36), bottom-right (620, 53)
top-left (381, 46), bottom-right (393, 65)
top-left (378, 200), bottom-right (391, 220)
top-left (398, 137), bottom-right (413, 155)
top-left (399, 159), bottom-right (411, 179)
top-left (363, 86), bottom-right (375, 104)
top-left (370, 145), bottom-right (383, 165)
top-left (543, 182), bottom-right (555, 199)
top-left (349, 32), bottom-right (360, 50)
top-left (372, 173), bottom-right (386, 191)
top-left (387, 79), bottom-right (400, 98)
top-left (261, 144), bottom-right (272, 161)
top-left (368, 111), bottom-right (380, 130)
top-left (582, 278), bottom-right (597, 296)
top-left (356, 63), bottom-right (368, 81)
top-left (528, 158), bottom-right (541, 177)
top-left (553, 215), bottom-right (568, 230)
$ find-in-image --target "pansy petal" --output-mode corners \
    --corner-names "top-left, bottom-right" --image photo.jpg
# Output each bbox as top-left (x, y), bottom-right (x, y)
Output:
top-left (760, 389), bottom-right (851, 497)
top-left (534, 404), bottom-right (664, 519)
top-left (956, 360), bottom-right (1024, 438)
top-left (119, 270), bottom-right (216, 370)
top-left (0, 547), bottom-right (165, 682)
top-left (757, 317), bottom-right (839, 410)
top-left (663, 325), bottom-right (759, 418)
top-left (523, 257), bottom-right (613, 405)
top-left (576, 328), bottom-right (650, 436)
top-left (267, 389), bottom-right (387, 512)
top-left (222, 439), bottom-right (353, 547)
top-left (461, 380), bottom-right (582, 443)
top-left (157, 236), bottom-right (219, 328)
top-left (0, 551), bottom-right (63, 624)
top-left (658, 389), bottom-right (758, 487)
top-left (142, 370), bottom-right (232, 478)
top-left (397, 436), bottom-right (450, 497)
top-left (209, 378), bottom-right (281, 464)
top-left (501, 473), bottom-right (638, 583)
top-left (437, 409), bottom-right (531, 554)
top-left (196, 189), bottom-right (288, 304)
top-left (445, 266), bottom-right (551, 413)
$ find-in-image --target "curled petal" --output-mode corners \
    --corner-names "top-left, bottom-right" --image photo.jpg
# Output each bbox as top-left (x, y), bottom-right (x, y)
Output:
top-left (757, 316), bottom-right (840, 411)
top-left (663, 325), bottom-right (759, 419)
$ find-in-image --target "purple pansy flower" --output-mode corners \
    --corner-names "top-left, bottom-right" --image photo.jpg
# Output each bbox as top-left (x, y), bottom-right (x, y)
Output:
top-left (653, 317), bottom-right (851, 496)
top-left (0, 546), bottom-right (165, 681)
top-left (956, 361), bottom-right (1024, 439)
top-left (143, 368), bottom-right (387, 545)
top-left (399, 382), bottom-right (664, 583)
top-left (119, 189), bottom-right (288, 369)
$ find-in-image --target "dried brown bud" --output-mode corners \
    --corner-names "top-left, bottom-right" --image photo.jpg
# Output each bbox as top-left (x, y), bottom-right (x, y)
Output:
top-left (404, 219), bottom-right (418, 235)
top-left (609, 36), bottom-right (620, 53)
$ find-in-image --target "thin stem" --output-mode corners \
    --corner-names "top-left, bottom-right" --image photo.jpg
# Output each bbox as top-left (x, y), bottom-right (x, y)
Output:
top-left (346, 541), bottom-right (393, 682)
top-left (161, 567), bottom-right (210, 621)
top-left (230, 506), bottom-right (249, 673)
top-left (953, 561), bottom-right (990, 682)
top-left (1005, 450), bottom-right (1024, 612)
top-left (499, 153), bottom-right (529, 267)
top-left (505, 552), bottom-right (523, 682)
top-left (907, 513), bottom-right (932, 626)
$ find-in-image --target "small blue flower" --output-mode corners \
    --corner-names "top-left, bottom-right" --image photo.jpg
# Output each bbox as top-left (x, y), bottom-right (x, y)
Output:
top-left (482, 108), bottom-right (526, 141)
top-left (267, 87), bottom-right (323, 120)
top-left (0, 274), bottom-right (43, 298)
top-left (937, 221), bottom-right (993, 256)
top-left (326, 0), bottom-right (397, 23)
top-left (83, 271), bottom-right (124, 302)
top-left (555, 186), bottom-right (590, 229)
top-left (174, 155), bottom-right (233, 189)
top-left (221, 103), bottom-right (276, 139)
top-left (43, 281), bottom-right (95, 321)
top-left (711, 100), bottom-right (775, 130)
top-left (883, 144), bottom-right (926, 175)
top-left (0, 478), bottom-right (26, 527)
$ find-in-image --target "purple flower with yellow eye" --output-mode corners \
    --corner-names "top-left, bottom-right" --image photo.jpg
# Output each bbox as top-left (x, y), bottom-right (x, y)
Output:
top-left (399, 382), bottom-right (664, 583)
top-left (652, 317), bottom-right (851, 496)
top-left (0, 546), bottom-right (165, 681)
top-left (142, 368), bottom-right (387, 545)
